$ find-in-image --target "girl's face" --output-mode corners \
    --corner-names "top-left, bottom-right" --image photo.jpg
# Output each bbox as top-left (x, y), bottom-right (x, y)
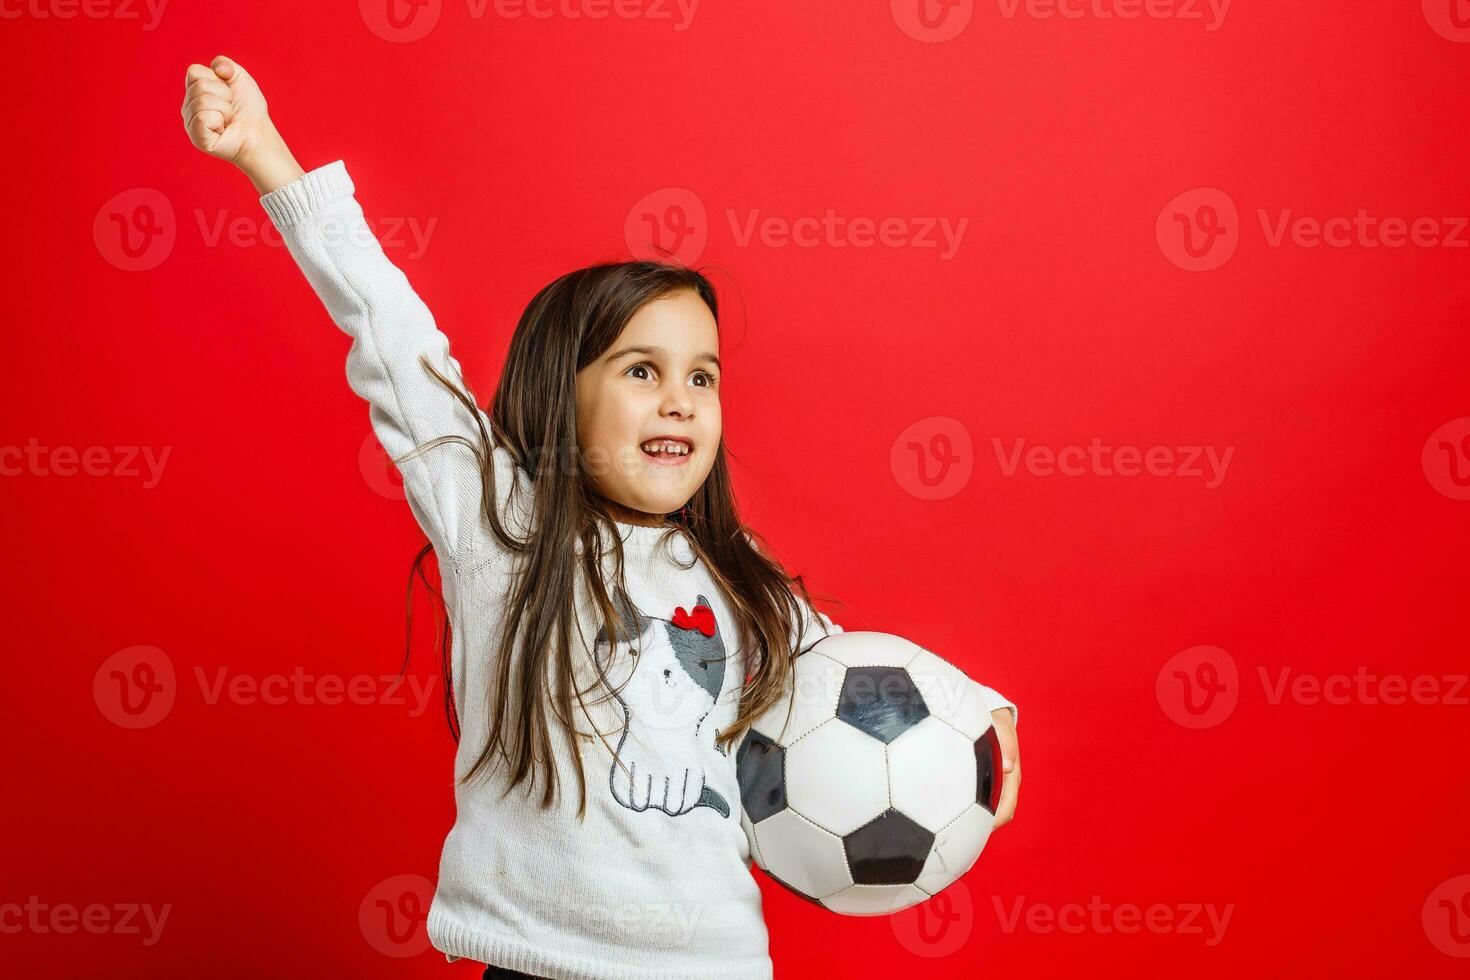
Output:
top-left (574, 289), bottom-right (722, 525)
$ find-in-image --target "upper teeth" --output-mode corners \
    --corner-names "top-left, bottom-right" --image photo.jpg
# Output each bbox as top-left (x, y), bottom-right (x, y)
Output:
top-left (642, 439), bottom-right (689, 455)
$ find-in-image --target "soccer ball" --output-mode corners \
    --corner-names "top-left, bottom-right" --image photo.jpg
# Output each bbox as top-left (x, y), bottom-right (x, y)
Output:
top-left (735, 631), bottom-right (1004, 916)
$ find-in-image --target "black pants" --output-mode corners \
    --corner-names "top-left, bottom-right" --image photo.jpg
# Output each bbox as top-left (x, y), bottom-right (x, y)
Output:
top-left (482, 965), bottom-right (546, 980)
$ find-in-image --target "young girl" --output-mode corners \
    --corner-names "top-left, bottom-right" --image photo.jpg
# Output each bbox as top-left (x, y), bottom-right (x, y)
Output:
top-left (182, 55), bottom-right (1021, 980)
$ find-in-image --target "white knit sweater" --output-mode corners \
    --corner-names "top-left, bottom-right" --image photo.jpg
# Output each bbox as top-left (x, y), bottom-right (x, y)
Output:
top-left (258, 160), bottom-right (1017, 980)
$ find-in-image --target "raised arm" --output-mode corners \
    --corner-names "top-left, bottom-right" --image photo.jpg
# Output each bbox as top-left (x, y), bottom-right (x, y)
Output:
top-left (182, 55), bottom-right (527, 565)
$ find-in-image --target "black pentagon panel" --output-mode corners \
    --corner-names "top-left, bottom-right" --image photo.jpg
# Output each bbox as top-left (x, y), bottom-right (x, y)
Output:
top-left (764, 867), bottom-right (825, 907)
top-left (836, 666), bottom-right (929, 743)
top-left (736, 730), bottom-right (787, 822)
top-left (975, 727), bottom-right (1001, 815)
top-left (843, 808), bottom-right (935, 885)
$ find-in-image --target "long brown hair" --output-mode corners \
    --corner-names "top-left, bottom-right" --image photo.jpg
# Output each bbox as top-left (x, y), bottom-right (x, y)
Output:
top-left (397, 259), bottom-right (839, 821)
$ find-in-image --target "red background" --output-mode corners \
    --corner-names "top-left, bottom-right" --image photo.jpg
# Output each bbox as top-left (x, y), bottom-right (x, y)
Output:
top-left (4, 1), bottom-right (1470, 976)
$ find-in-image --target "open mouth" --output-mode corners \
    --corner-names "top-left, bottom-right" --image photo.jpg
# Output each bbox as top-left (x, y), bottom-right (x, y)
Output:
top-left (640, 437), bottom-right (694, 465)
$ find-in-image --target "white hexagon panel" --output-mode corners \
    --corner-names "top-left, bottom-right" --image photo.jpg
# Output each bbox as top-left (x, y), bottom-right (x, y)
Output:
top-left (887, 715), bottom-right (978, 834)
top-left (784, 718), bottom-right (889, 836)
top-left (807, 630), bottom-right (922, 670)
top-left (750, 649), bottom-right (845, 746)
top-left (751, 808), bottom-right (853, 901)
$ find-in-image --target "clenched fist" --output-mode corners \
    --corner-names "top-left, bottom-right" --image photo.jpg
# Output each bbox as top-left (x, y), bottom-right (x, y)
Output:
top-left (181, 55), bottom-right (302, 195)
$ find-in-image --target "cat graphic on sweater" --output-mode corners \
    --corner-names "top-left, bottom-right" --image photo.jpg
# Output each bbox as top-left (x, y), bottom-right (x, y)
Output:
top-left (593, 587), bottom-right (732, 819)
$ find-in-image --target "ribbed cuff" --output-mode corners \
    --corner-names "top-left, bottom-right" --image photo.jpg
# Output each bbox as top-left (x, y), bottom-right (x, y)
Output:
top-left (258, 159), bottom-right (354, 229)
top-left (978, 685), bottom-right (1018, 727)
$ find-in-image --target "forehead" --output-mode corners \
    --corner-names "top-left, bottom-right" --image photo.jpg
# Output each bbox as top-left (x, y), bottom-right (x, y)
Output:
top-left (617, 290), bottom-right (719, 352)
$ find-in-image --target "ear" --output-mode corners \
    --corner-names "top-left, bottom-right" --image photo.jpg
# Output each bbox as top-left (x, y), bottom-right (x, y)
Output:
top-left (695, 594), bottom-right (718, 634)
top-left (595, 585), bottom-right (652, 647)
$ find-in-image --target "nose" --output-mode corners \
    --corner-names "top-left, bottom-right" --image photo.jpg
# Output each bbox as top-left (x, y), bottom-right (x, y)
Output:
top-left (660, 378), bottom-right (695, 419)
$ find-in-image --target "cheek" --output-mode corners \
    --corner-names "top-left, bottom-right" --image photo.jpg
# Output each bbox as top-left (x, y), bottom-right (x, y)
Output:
top-left (577, 387), bottom-right (624, 448)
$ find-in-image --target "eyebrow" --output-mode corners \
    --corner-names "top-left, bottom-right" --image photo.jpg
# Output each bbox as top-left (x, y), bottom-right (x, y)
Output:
top-left (607, 345), bottom-right (721, 372)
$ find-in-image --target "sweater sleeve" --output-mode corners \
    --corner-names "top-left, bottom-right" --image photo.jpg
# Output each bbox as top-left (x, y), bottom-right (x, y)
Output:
top-left (259, 160), bottom-right (524, 564)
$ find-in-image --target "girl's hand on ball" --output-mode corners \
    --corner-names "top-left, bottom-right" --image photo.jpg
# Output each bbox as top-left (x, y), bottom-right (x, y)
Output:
top-left (990, 707), bottom-right (1021, 829)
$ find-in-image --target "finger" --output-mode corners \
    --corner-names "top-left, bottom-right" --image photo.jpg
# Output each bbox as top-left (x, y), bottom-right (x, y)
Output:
top-left (182, 92), bottom-right (231, 127)
top-left (184, 63), bottom-right (217, 86)
top-left (991, 711), bottom-right (1019, 774)
top-left (185, 75), bottom-right (231, 102)
top-left (187, 113), bottom-right (225, 148)
top-left (211, 54), bottom-right (247, 84)
top-left (992, 760), bottom-right (1021, 828)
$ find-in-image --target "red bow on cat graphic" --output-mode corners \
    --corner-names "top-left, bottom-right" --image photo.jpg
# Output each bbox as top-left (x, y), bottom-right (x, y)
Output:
top-left (672, 603), bottom-right (716, 636)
